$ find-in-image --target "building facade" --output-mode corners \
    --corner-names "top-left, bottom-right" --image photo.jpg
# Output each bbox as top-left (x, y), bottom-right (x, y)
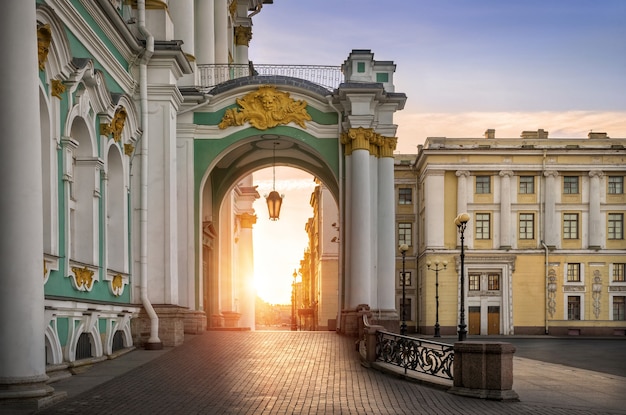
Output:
top-left (414, 130), bottom-right (626, 336)
top-left (2, 1), bottom-right (408, 405)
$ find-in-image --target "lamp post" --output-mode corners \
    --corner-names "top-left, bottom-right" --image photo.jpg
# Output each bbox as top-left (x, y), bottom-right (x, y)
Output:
top-left (291, 269), bottom-right (297, 331)
top-left (454, 213), bottom-right (470, 341)
top-left (426, 259), bottom-right (447, 338)
top-left (399, 244), bottom-right (409, 335)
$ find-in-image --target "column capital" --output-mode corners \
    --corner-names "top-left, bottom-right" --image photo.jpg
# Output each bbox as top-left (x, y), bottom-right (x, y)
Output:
top-left (543, 170), bottom-right (559, 178)
top-left (499, 170), bottom-right (514, 178)
top-left (237, 212), bottom-right (257, 229)
top-left (342, 127), bottom-right (376, 154)
top-left (589, 170), bottom-right (604, 179)
top-left (234, 26), bottom-right (252, 46)
top-left (456, 170), bottom-right (470, 178)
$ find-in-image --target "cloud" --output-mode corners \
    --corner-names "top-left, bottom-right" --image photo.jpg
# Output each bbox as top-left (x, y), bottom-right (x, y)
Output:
top-left (394, 111), bottom-right (626, 153)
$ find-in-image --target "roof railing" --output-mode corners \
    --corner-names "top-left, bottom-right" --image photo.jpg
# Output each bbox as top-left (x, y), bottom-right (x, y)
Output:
top-left (197, 63), bottom-right (343, 91)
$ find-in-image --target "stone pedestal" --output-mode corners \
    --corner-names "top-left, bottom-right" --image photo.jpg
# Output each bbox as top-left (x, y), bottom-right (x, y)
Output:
top-left (132, 305), bottom-right (187, 348)
top-left (184, 310), bottom-right (207, 334)
top-left (450, 342), bottom-right (519, 401)
top-left (222, 311), bottom-right (241, 328)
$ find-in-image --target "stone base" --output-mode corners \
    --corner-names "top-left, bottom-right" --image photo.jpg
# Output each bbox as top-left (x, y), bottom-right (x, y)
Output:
top-left (132, 305), bottom-right (187, 348)
top-left (184, 310), bottom-right (207, 334)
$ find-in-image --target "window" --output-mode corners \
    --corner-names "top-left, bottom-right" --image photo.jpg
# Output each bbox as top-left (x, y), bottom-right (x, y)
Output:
top-left (614, 296), bottom-right (626, 321)
top-left (567, 263), bottom-right (581, 282)
top-left (400, 298), bottom-right (412, 321)
top-left (476, 176), bottom-right (491, 194)
top-left (567, 296), bottom-right (581, 320)
top-left (469, 274), bottom-right (480, 291)
top-left (608, 213), bottom-right (624, 240)
top-left (399, 271), bottom-right (411, 287)
top-left (608, 176), bottom-right (624, 194)
top-left (475, 213), bottom-right (491, 239)
top-left (519, 176), bottom-right (535, 194)
top-left (563, 213), bottom-right (579, 239)
top-left (398, 223), bottom-right (412, 246)
top-left (563, 176), bottom-right (579, 194)
top-left (488, 274), bottom-right (500, 291)
top-left (613, 263), bottom-right (625, 282)
top-left (398, 188), bottom-right (412, 205)
top-left (519, 213), bottom-right (534, 239)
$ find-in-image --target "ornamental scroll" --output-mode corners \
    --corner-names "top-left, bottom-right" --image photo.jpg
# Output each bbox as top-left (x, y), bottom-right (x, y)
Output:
top-left (218, 85), bottom-right (311, 130)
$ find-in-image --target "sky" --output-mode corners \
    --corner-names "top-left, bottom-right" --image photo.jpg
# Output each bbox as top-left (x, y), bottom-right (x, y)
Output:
top-left (249, 0), bottom-right (626, 304)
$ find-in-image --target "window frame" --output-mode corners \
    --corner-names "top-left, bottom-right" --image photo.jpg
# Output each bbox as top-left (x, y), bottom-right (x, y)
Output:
top-left (519, 176), bottom-right (535, 194)
top-left (612, 263), bottom-right (626, 283)
top-left (488, 274), bottom-right (500, 291)
top-left (468, 274), bottom-right (480, 291)
top-left (475, 176), bottom-right (491, 194)
top-left (608, 176), bottom-right (624, 194)
top-left (475, 213), bottom-right (491, 239)
top-left (519, 213), bottom-right (535, 239)
top-left (608, 213), bottom-right (624, 240)
top-left (398, 187), bottom-right (412, 205)
top-left (398, 222), bottom-right (412, 247)
top-left (611, 296), bottom-right (626, 321)
top-left (567, 295), bottom-right (582, 320)
top-left (567, 263), bottom-right (581, 282)
top-left (563, 213), bottom-right (579, 239)
top-left (563, 176), bottom-right (579, 194)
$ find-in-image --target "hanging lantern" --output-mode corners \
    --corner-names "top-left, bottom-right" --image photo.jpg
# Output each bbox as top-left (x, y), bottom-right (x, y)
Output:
top-left (266, 142), bottom-right (283, 220)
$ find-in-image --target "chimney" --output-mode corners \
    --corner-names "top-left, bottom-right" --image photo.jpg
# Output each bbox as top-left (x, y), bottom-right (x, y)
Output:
top-left (484, 129), bottom-right (495, 139)
top-left (521, 129), bottom-right (549, 139)
top-left (588, 132), bottom-right (608, 139)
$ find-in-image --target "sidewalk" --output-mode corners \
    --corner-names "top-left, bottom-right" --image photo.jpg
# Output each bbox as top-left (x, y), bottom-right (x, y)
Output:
top-left (3, 331), bottom-right (624, 414)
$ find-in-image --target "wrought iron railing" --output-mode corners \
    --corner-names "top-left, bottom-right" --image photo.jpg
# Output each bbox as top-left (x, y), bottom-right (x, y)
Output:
top-left (375, 331), bottom-right (454, 380)
top-left (197, 63), bottom-right (343, 91)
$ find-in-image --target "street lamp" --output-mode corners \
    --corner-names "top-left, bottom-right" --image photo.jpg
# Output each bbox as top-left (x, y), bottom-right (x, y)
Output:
top-left (399, 244), bottom-right (409, 335)
top-left (454, 213), bottom-right (470, 341)
top-left (426, 259), bottom-right (448, 338)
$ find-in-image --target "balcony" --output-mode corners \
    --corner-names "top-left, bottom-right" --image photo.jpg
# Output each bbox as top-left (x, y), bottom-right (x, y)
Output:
top-left (196, 63), bottom-right (343, 92)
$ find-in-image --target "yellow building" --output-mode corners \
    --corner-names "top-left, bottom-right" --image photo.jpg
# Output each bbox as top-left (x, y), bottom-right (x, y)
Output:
top-left (414, 129), bottom-right (626, 336)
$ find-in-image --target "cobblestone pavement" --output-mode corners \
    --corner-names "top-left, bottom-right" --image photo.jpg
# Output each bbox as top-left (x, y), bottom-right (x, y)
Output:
top-left (31, 331), bottom-right (626, 415)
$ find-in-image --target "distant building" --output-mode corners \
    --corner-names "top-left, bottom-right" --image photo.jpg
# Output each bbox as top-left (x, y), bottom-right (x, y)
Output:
top-left (414, 130), bottom-right (626, 336)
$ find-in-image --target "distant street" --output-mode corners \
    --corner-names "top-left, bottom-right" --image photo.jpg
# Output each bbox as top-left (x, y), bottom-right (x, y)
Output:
top-left (430, 335), bottom-right (626, 378)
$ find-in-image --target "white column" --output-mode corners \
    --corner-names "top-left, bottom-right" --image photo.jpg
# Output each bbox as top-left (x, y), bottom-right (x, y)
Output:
top-left (456, 170), bottom-right (470, 215)
top-left (237, 214), bottom-right (256, 330)
top-left (456, 170), bottom-right (472, 246)
top-left (234, 25), bottom-right (251, 65)
top-left (588, 170), bottom-right (603, 248)
top-left (0, 2), bottom-right (51, 399)
top-left (170, 0), bottom-right (195, 86)
top-left (425, 171), bottom-right (445, 247)
top-left (195, 0), bottom-right (215, 65)
top-left (544, 170), bottom-right (559, 247)
top-left (499, 170), bottom-right (513, 248)
top-left (369, 152), bottom-right (378, 307)
top-left (214, 0), bottom-right (229, 64)
top-left (377, 147), bottom-right (396, 311)
top-left (349, 148), bottom-right (371, 308)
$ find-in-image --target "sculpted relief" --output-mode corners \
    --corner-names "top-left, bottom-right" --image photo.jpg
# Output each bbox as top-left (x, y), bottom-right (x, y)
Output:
top-left (218, 85), bottom-right (311, 130)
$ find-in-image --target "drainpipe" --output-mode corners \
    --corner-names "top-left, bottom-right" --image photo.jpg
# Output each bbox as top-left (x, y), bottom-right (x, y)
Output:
top-left (137, 0), bottom-right (162, 349)
top-left (541, 240), bottom-right (549, 334)
top-left (327, 96), bottom-right (343, 330)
